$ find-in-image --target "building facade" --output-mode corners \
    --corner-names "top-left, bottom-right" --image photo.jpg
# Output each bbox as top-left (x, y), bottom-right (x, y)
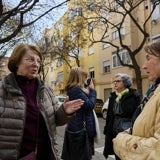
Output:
top-left (44, 0), bottom-right (160, 101)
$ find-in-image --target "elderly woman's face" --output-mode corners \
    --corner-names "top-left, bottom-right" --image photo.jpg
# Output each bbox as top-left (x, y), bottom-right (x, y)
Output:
top-left (17, 49), bottom-right (41, 79)
top-left (113, 76), bottom-right (125, 92)
top-left (143, 53), bottom-right (160, 82)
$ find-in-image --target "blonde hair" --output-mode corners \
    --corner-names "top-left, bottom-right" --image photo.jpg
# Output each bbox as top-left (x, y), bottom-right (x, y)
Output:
top-left (65, 68), bottom-right (88, 90)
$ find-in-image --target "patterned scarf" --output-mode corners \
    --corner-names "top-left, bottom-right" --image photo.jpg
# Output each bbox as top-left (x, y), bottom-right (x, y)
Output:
top-left (115, 88), bottom-right (129, 103)
top-left (131, 77), bottom-right (160, 133)
top-left (138, 77), bottom-right (160, 112)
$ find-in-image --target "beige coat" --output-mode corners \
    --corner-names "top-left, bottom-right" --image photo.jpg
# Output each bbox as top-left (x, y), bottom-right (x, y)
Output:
top-left (113, 85), bottom-right (160, 160)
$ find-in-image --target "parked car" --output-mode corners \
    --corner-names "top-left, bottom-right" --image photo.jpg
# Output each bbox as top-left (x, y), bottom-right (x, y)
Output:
top-left (102, 98), bottom-right (109, 119)
top-left (56, 95), bottom-right (66, 106)
top-left (94, 99), bottom-right (104, 116)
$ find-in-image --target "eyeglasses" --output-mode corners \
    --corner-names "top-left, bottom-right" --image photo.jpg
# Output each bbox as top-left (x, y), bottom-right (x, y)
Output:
top-left (113, 80), bottom-right (123, 83)
top-left (24, 57), bottom-right (41, 65)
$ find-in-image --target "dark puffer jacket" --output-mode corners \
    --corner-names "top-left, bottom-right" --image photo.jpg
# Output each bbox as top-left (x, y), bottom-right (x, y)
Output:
top-left (67, 86), bottom-right (97, 138)
top-left (0, 73), bottom-right (70, 160)
top-left (103, 88), bottom-right (141, 159)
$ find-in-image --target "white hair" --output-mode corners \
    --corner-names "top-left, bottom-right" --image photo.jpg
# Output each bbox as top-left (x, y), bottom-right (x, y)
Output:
top-left (115, 73), bottom-right (132, 88)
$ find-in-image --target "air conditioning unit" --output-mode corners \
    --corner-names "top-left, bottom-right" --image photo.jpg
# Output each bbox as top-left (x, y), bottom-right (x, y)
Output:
top-left (121, 33), bottom-right (125, 39)
top-left (121, 32), bottom-right (125, 36)
top-left (151, 0), bottom-right (160, 5)
top-left (151, 19), bottom-right (157, 25)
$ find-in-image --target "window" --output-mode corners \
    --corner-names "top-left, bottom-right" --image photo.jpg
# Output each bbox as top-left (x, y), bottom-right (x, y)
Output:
top-left (102, 36), bottom-right (110, 48)
top-left (89, 45), bottom-right (94, 55)
top-left (103, 43), bottom-right (110, 49)
top-left (88, 22), bottom-right (94, 32)
top-left (50, 80), bottom-right (55, 87)
top-left (151, 3), bottom-right (160, 20)
top-left (57, 71), bottom-right (64, 82)
top-left (114, 0), bottom-right (125, 9)
top-left (152, 34), bottom-right (160, 42)
top-left (69, 10), bottom-right (75, 20)
top-left (115, 1), bottom-right (120, 9)
top-left (151, 0), bottom-right (160, 4)
top-left (111, 27), bottom-right (125, 40)
top-left (70, 30), bottom-right (76, 39)
top-left (70, 48), bottom-right (79, 56)
top-left (75, 7), bottom-right (82, 16)
top-left (103, 60), bottom-right (110, 73)
top-left (57, 21), bottom-right (63, 31)
top-left (122, 50), bottom-right (131, 64)
top-left (120, 27), bottom-right (125, 35)
top-left (102, 11), bottom-right (109, 21)
top-left (57, 38), bottom-right (63, 47)
top-left (51, 66), bottom-right (54, 72)
top-left (78, 47), bottom-right (83, 56)
top-left (112, 30), bottom-right (119, 40)
top-left (112, 49), bottom-right (131, 68)
top-left (69, 47), bottom-right (81, 60)
top-left (56, 58), bottom-right (63, 67)
top-left (88, 2), bottom-right (94, 11)
top-left (69, 6), bottom-right (82, 21)
top-left (0, 61), bottom-right (6, 67)
top-left (89, 67), bottom-right (95, 78)
top-left (113, 53), bottom-right (121, 68)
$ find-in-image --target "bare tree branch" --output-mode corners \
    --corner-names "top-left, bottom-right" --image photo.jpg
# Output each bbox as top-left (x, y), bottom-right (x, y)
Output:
top-left (81, 0), bottom-right (159, 96)
top-left (0, 0), bottom-right (69, 44)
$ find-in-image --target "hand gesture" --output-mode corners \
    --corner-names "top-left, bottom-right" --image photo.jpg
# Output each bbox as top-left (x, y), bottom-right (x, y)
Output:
top-left (63, 96), bottom-right (84, 114)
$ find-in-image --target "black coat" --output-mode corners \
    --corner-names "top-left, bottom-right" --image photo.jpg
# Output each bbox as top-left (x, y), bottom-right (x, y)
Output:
top-left (103, 88), bottom-right (141, 159)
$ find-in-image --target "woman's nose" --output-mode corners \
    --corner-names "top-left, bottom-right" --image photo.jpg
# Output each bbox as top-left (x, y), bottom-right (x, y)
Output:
top-left (142, 62), bottom-right (147, 69)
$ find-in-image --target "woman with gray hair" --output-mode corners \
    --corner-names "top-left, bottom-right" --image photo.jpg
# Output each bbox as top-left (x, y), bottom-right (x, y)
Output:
top-left (103, 73), bottom-right (141, 160)
top-left (115, 73), bottom-right (132, 88)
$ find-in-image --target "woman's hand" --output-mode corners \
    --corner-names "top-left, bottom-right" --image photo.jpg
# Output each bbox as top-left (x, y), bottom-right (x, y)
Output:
top-left (63, 96), bottom-right (84, 114)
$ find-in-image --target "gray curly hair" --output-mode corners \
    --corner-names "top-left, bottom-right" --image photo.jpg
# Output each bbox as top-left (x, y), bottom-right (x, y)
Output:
top-left (115, 73), bottom-right (132, 88)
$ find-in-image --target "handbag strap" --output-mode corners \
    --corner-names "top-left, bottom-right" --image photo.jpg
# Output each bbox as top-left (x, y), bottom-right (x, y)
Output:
top-left (82, 111), bottom-right (86, 129)
top-left (131, 78), bottom-right (160, 134)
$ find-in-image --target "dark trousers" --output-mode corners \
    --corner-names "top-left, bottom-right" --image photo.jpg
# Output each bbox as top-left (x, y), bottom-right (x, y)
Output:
top-left (88, 137), bottom-right (95, 155)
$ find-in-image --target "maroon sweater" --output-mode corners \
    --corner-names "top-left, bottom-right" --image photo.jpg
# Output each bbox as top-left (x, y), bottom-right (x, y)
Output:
top-left (16, 75), bottom-right (52, 160)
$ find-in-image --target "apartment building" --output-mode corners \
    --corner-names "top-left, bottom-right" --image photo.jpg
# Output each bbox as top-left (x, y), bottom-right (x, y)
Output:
top-left (44, 0), bottom-right (160, 101)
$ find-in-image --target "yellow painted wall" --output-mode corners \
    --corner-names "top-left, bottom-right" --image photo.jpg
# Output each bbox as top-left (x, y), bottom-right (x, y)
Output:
top-left (44, 0), bottom-right (160, 101)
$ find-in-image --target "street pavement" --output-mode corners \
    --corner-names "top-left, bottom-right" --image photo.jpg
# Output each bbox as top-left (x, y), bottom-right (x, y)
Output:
top-left (56, 117), bottom-right (115, 160)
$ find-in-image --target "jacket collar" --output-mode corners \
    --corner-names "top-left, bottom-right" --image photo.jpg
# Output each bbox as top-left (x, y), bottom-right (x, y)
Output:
top-left (2, 73), bottom-right (44, 94)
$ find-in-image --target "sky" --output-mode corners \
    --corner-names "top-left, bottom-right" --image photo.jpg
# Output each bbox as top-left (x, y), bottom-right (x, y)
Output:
top-left (3, 0), bottom-right (68, 57)
top-left (4, 0), bottom-right (67, 29)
